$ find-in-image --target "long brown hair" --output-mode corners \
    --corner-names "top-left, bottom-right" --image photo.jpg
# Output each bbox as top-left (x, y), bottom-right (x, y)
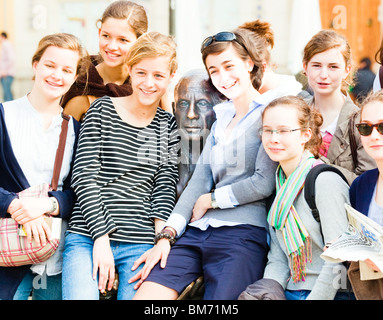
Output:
top-left (239, 20), bottom-right (274, 64)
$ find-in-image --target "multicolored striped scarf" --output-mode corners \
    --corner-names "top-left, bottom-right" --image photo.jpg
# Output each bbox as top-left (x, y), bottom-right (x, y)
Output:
top-left (268, 151), bottom-right (316, 282)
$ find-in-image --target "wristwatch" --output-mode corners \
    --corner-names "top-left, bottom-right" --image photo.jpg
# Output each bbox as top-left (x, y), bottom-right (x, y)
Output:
top-left (211, 191), bottom-right (218, 209)
top-left (48, 197), bottom-right (58, 214)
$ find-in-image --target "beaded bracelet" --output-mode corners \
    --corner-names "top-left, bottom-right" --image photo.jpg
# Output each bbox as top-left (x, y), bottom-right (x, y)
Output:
top-left (154, 229), bottom-right (176, 246)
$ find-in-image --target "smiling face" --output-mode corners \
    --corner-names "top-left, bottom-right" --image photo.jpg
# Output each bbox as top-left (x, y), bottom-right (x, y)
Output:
top-left (304, 47), bottom-right (351, 97)
top-left (32, 45), bottom-right (79, 100)
top-left (205, 44), bottom-right (254, 101)
top-left (262, 105), bottom-right (311, 166)
top-left (98, 17), bottom-right (138, 67)
top-left (129, 55), bottom-right (174, 109)
top-left (360, 101), bottom-right (383, 163)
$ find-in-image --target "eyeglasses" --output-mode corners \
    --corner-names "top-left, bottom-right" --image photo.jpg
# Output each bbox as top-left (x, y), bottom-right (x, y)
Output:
top-left (200, 32), bottom-right (239, 53)
top-left (356, 122), bottom-right (383, 136)
top-left (259, 128), bottom-right (304, 137)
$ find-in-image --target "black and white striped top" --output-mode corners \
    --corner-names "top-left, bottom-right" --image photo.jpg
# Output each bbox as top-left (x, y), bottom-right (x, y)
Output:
top-left (68, 96), bottom-right (180, 244)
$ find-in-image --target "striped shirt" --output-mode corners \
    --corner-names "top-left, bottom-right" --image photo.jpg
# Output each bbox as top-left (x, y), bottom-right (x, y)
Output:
top-left (68, 96), bottom-right (179, 244)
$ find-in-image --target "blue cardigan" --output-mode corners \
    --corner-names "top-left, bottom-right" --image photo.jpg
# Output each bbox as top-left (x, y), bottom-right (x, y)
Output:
top-left (0, 103), bottom-right (80, 300)
top-left (349, 168), bottom-right (379, 215)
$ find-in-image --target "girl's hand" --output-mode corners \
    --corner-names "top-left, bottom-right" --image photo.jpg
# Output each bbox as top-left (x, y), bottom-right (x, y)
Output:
top-left (129, 239), bottom-right (171, 290)
top-left (9, 198), bottom-right (52, 225)
top-left (191, 193), bottom-right (212, 222)
top-left (23, 216), bottom-right (52, 247)
top-left (93, 235), bottom-right (115, 293)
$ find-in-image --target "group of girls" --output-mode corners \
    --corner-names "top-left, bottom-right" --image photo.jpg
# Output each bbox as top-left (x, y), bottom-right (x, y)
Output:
top-left (129, 23), bottom-right (376, 301)
top-left (0, 0), bottom-right (381, 301)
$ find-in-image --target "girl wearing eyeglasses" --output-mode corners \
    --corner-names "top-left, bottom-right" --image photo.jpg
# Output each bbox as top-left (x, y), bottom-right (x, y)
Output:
top-left (130, 26), bottom-right (277, 300)
top-left (303, 30), bottom-right (375, 184)
top-left (250, 95), bottom-right (350, 300)
top-left (347, 91), bottom-right (383, 299)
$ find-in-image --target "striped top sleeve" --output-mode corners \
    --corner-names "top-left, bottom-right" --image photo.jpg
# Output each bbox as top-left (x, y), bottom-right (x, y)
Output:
top-left (68, 97), bottom-right (179, 244)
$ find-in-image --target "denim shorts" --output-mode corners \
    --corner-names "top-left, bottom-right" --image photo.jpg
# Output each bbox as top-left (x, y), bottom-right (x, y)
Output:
top-left (62, 232), bottom-right (152, 300)
top-left (145, 224), bottom-right (269, 300)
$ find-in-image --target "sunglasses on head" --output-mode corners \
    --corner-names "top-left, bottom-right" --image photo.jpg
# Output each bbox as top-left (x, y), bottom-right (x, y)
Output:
top-left (356, 122), bottom-right (383, 136)
top-left (200, 32), bottom-right (239, 53)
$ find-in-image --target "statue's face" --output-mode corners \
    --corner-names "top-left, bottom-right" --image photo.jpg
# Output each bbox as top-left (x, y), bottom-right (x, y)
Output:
top-left (174, 76), bottom-right (217, 143)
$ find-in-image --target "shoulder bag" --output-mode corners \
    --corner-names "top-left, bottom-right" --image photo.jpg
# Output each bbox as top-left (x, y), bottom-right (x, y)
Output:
top-left (0, 113), bottom-right (70, 267)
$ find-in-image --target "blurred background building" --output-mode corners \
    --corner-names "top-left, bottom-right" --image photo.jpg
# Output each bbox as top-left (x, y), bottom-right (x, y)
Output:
top-left (0, 0), bottom-right (382, 100)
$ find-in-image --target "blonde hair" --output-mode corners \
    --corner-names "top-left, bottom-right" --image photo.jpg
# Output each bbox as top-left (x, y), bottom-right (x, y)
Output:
top-left (32, 33), bottom-right (87, 75)
top-left (97, 0), bottom-right (148, 38)
top-left (303, 29), bottom-right (355, 93)
top-left (126, 32), bottom-right (178, 75)
top-left (263, 96), bottom-right (324, 158)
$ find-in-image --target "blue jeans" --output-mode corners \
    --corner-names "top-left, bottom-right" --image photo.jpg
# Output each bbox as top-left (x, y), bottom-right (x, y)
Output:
top-left (13, 269), bottom-right (62, 300)
top-left (62, 232), bottom-right (152, 300)
top-left (0, 76), bottom-right (14, 102)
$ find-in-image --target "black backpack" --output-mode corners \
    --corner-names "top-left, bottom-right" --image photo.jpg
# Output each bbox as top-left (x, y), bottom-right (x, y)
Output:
top-left (304, 164), bottom-right (349, 222)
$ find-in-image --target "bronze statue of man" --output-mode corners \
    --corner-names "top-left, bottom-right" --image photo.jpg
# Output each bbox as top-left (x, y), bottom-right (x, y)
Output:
top-left (173, 69), bottom-right (227, 197)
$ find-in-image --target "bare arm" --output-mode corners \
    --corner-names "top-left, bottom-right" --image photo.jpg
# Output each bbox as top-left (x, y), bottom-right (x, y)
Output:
top-left (63, 96), bottom-right (91, 122)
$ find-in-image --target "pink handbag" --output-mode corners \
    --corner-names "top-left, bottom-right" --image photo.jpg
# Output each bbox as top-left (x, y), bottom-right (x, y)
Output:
top-left (0, 114), bottom-right (69, 267)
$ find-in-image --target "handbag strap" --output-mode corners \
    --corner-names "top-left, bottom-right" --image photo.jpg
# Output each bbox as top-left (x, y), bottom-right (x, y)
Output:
top-left (51, 113), bottom-right (70, 191)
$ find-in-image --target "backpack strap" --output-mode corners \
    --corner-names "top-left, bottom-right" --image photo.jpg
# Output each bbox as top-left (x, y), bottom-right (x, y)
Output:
top-left (304, 164), bottom-right (348, 222)
top-left (348, 111), bottom-right (359, 170)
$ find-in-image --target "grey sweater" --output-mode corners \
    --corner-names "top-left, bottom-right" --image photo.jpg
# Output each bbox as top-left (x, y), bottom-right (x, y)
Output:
top-left (167, 103), bottom-right (277, 235)
top-left (263, 171), bottom-right (350, 300)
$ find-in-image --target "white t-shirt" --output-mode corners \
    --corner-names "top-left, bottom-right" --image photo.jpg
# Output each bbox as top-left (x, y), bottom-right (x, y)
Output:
top-left (3, 95), bottom-right (75, 191)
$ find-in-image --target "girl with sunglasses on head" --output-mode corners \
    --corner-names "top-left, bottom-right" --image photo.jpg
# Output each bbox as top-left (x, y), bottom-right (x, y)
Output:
top-left (130, 26), bottom-right (277, 300)
top-left (303, 30), bottom-right (375, 184)
top-left (247, 95), bottom-right (350, 300)
top-left (0, 33), bottom-right (86, 300)
top-left (347, 91), bottom-right (383, 299)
